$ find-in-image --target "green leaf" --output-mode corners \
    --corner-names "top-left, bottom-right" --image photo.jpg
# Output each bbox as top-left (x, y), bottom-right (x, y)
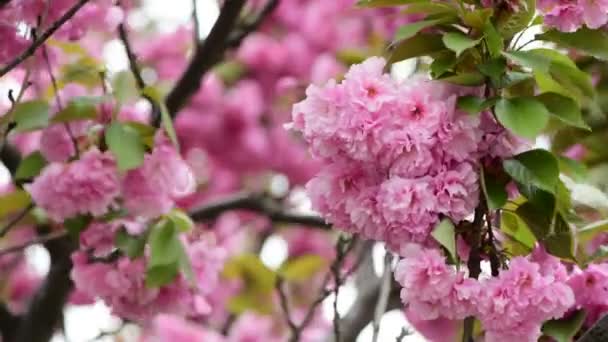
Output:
top-left (542, 310), bottom-right (586, 342)
top-left (167, 209), bottom-right (194, 232)
top-left (457, 96), bottom-right (486, 115)
top-left (516, 201), bottom-right (552, 239)
top-left (357, 0), bottom-right (424, 7)
top-left (142, 86), bottom-right (179, 150)
top-left (504, 149), bottom-right (560, 193)
top-left (496, 0), bottom-right (535, 38)
top-left (478, 58), bottom-right (507, 86)
top-left (146, 220), bottom-right (183, 287)
top-left (105, 121), bottom-right (145, 171)
top-left (481, 168), bottom-right (508, 210)
top-left (60, 57), bottom-right (103, 88)
top-left (223, 254), bottom-right (276, 293)
top-left (64, 215), bottom-right (92, 239)
top-left (0, 190), bottom-right (31, 219)
top-left (430, 51), bottom-right (457, 78)
top-left (13, 100), bottom-right (50, 132)
top-left (124, 121), bottom-right (155, 148)
top-left (442, 32), bottom-right (481, 57)
top-left (402, 2), bottom-right (456, 15)
top-left (388, 33), bottom-right (445, 64)
top-left (462, 8), bottom-right (493, 30)
top-left (15, 152), bottom-right (47, 181)
top-left (544, 213), bottom-right (576, 261)
top-left (501, 211), bottom-right (536, 250)
top-left (439, 72), bottom-right (485, 86)
top-left (52, 96), bottom-right (101, 123)
top-left (279, 255), bottom-right (327, 281)
top-left (115, 228), bottom-right (147, 259)
top-left (503, 50), bottom-right (550, 72)
top-left (112, 71), bottom-right (138, 105)
top-left (483, 21), bottom-right (503, 58)
top-left (394, 19), bottom-right (443, 41)
top-left (538, 28), bottom-right (608, 60)
top-left (536, 92), bottom-right (589, 130)
top-left (431, 219), bottom-right (457, 263)
top-left (577, 219), bottom-right (608, 245)
top-left (558, 156), bottom-right (587, 182)
top-left (495, 97), bottom-right (549, 139)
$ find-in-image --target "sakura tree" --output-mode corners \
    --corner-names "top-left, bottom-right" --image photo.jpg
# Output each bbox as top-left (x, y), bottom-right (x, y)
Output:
top-left (1, 0), bottom-right (608, 341)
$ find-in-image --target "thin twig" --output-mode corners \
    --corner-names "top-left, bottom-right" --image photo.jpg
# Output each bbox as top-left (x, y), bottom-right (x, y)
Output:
top-left (189, 193), bottom-right (331, 229)
top-left (0, 0), bottom-right (91, 78)
top-left (191, 0), bottom-right (201, 44)
top-left (372, 250), bottom-right (393, 342)
top-left (276, 277), bottom-right (299, 336)
top-left (0, 203), bottom-right (34, 238)
top-left (0, 230), bottom-right (67, 257)
top-left (395, 327), bottom-right (411, 342)
top-left (42, 46), bottom-right (80, 158)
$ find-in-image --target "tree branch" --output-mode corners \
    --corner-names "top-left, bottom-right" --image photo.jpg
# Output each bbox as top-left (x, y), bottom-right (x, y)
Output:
top-left (372, 251), bottom-right (393, 342)
top-left (0, 230), bottom-right (67, 257)
top-left (13, 233), bottom-right (76, 342)
top-left (189, 193), bottom-right (331, 229)
top-left (226, 0), bottom-right (279, 48)
top-left (0, 0), bottom-right (91, 78)
top-left (578, 314), bottom-right (608, 342)
top-left (163, 0), bottom-right (247, 121)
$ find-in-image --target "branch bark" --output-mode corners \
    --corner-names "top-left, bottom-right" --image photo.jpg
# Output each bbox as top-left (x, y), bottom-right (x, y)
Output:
top-left (578, 314), bottom-right (608, 342)
top-left (13, 233), bottom-right (76, 342)
top-left (163, 0), bottom-right (247, 121)
top-left (0, 0), bottom-right (91, 78)
top-left (189, 193), bottom-right (330, 229)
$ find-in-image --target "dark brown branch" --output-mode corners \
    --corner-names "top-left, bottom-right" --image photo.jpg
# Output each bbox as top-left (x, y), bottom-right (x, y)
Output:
top-left (189, 193), bottom-right (331, 229)
top-left (462, 203), bottom-right (485, 342)
top-left (0, 304), bottom-right (20, 341)
top-left (226, 0), bottom-right (279, 48)
top-left (13, 234), bottom-right (76, 342)
top-left (0, 144), bottom-right (21, 175)
top-left (0, 204), bottom-right (34, 238)
top-left (0, 0), bottom-right (91, 78)
top-left (0, 230), bottom-right (67, 257)
top-left (163, 0), bottom-right (247, 121)
top-left (577, 314), bottom-right (608, 342)
top-left (191, 0), bottom-right (201, 45)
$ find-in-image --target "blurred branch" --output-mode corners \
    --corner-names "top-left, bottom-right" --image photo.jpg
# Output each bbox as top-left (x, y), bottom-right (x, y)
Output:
top-left (0, 230), bottom-right (67, 257)
top-left (164, 0), bottom-right (247, 120)
top-left (0, 204), bottom-right (34, 238)
top-left (0, 304), bottom-right (20, 341)
top-left (189, 192), bottom-right (331, 229)
top-left (0, 0), bottom-right (91, 78)
top-left (13, 233), bottom-right (76, 342)
top-left (277, 236), bottom-right (357, 342)
top-left (0, 144), bottom-right (21, 175)
top-left (164, 0), bottom-right (279, 121)
top-left (226, 0), bottom-right (279, 48)
top-left (192, 0), bottom-right (200, 44)
top-left (463, 203), bottom-right (486, 342)
top-left (336, 245), bottom-right (402, 342)
top-left (372, 251), bottom-right (393, 342)
top-left (578, 314), bottom-right (608, 342)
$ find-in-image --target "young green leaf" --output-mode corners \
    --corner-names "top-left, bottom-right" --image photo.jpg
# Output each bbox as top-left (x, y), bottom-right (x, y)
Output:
top-left (504, 149), bottom-right (559, 193)
top-left (146, 220), bottom-right (182, 287)
top-left (481, 168), bottom-right (508, 210)
top-left (544, 213), bottom-right (576, 261)
top-left (105, 121), bottom-right (145, 171)
top-left (167, 209), bottom-right (194, 232)
top-left (278, 255), bottom-right (327, 281)
top-left (439, 72), bottom-right (485, 86)
top-left (431, 219), bottom-right (457, 263)
top-left (536, 92), bottom-right (590, 130)
top-left (15, 152), bottom-right (47, 181)
top-left (394, 19), bottom-right (443, 41)
top-left (542, 310), bottom-right (586, 342)
top-left (442, 32), bottom-right (481, 57)
top-left (112, 70), bottom-right (138, 105)
top-left (538, 28), bottom-right (608, 60)
top-left (516, 201), bottom-right (552, 240)
top-left (52, 96), bottom-right (101, 123)
top-left (13, 100), bottom-right (50, 132)
top-left (483, 21), bottom-right (503, 58)
top-left (495, 97), bottom-right (550, 139)
top-left (115, 228), bottom-right (147, 259)
top-left (501, 211), bottom-right (536, 250)
top-left (0, 190), bottom-right (31, 219)
top-left (64, 215), bottom-right (92, 239)
top-left (388, 33), bottom-right (445, 64)
top-left (143, 86), bottom-right (179, 149)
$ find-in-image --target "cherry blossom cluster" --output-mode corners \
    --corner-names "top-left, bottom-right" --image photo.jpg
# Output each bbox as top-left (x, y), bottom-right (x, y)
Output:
top-left (70, 221), bottom-right (226, 322)
top-left (538, 0), bottom-right (608, 32)
top-left (27, 135), bottom-right (194, 222)
top-left (0, 0), bottom-right (123, 64)
top-left (292, 57), bottom-right (523, 251)
top-left (395, 245), bottom-right (575, 342)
